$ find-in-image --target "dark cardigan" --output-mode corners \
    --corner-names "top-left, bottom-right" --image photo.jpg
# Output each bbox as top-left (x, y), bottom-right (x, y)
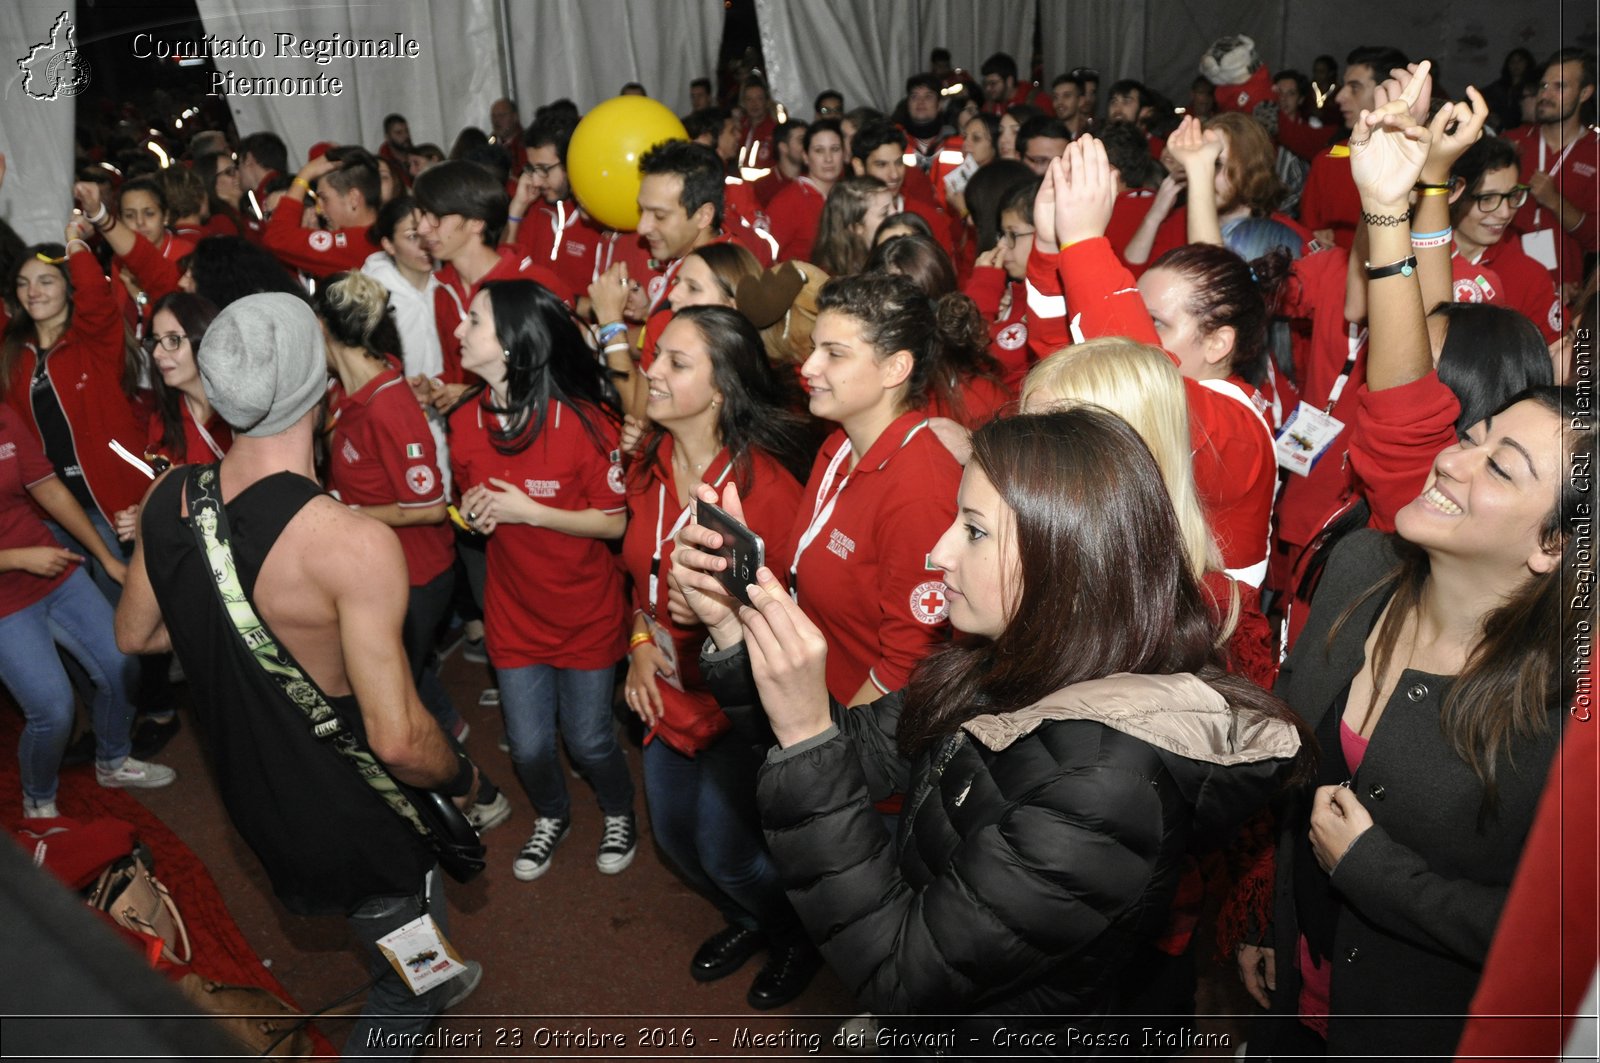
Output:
top-left (1264, 530), bottom-right (1562, 1057)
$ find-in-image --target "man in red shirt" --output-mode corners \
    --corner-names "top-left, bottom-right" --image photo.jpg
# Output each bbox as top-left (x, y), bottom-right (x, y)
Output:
top-left (737, 79), bottom-right (777, 171)
top-left (413, 161), bottom-right (563, 402)
top-left (378, 113), bottom-right (413, 175)
top-left (1450, 136), bottom-right (1566, 342)
top-left (237, 131), bottom-right (287, 213)
top-left (978, 52), bottom-right (1047, 116)
top-left (504, 113), bottom-right (618, 305)
top-left (766, 120), bottom-right (845, 263)
top-left (1301, 45), bottom-right (1408, 249)
top-left (262, 146), bottom-right (381, 278)
top-left (489, 97), bottom-right (526, 172)
top-left (753, 120), bottom-right (807, 207)
top-left (849, 119), bottom-right (954, 251)
top-left (1506, 47), bottom-right (1599, 297)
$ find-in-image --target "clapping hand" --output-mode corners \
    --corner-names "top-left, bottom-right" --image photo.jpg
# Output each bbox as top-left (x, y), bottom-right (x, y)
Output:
top-left (1166, 115), bottom-right (1223, 175)
top-left (1349, 59), bottom-right (1435, 211)
top-left (1050, 136), bottom-right (1118, 247)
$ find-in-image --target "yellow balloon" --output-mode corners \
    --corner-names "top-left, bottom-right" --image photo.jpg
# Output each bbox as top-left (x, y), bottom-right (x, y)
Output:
top-left (567, 97), bottom-right (688, 232)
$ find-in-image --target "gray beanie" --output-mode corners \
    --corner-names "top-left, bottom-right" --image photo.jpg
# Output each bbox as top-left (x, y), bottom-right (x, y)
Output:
top-left (200, 292), bottom-right (326, 438)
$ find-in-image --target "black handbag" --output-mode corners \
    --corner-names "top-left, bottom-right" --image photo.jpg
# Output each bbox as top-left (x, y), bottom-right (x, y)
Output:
top-left (184, 465), bottom-right (485, 882)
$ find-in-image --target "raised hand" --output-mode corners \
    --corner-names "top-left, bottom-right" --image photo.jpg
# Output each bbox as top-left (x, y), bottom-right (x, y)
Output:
top-left (670, 481), bottom-right (745, 644)
top-left (739, 567), bottom-right (832, 748)
top-left (1421, 85), bottom-right (1489, 182)
top-left (1166, 115), bottom-right (1222, 174)
top-left (1350, 59), bottom-right (1434, 211)
top-left (1052, 136), bottom-right (1118, 247)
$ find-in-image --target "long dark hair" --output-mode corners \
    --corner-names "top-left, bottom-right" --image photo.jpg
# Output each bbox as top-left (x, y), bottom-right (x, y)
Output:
top-left (147, 292), bottom-right (220, 460)
top-left (478, 280), bottom-right (620, 455)
top-left (633, 305), bottom-right (812, 492)
top-left (898, 410), bottom-right (1310, 761)
top-left (866, 232), bottom-right (958, 298)
top-left (1333, 387), bottom-right (1591, 810)
top-left (815, 272), bottom-right (999, 422)
top-left (1150, 242), bottom-right (1292, 388)
top-left (1432, 303), bottom-right (1552, 430)
top-left (179, 236), bottom-right (307, 308)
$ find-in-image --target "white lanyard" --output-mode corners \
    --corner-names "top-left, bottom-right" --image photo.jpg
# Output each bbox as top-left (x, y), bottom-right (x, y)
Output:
top-left (1325, 324), bottom-right (1366, 412)
top-left (789, 420), bottom-right (929, 602)
top-left (1533, 134), bottom-right (1581, 229)
top-left (547, 200), bottom-right (568, 262)
top-left (649, 459), bottom-right (731, 616)
top-left (191, 409), bottom-right (226, 459)
top-left (647, 255), bottom-right (686, 317)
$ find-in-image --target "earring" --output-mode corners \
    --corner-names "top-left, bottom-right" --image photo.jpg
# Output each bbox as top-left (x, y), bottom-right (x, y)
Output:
top-left (502, 348), bottom-right (510, 361)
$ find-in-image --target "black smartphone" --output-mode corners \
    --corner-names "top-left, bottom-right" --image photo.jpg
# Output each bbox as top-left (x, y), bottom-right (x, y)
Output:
top-left (695, 500), bottom-right (766, 606)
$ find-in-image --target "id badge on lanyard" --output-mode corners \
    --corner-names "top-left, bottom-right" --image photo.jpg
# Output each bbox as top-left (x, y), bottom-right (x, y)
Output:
top-left (1275, 325), bottom-right (1362, 476)
top-left (648, 465), bottom-right (730, 689)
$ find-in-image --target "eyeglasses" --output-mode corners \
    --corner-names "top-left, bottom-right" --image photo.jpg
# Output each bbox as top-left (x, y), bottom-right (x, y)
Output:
top-left (142, 332), bottom-right (189, 352)
top-left (1470, 185), bottom-right (1530, 212)
top-left (523, 163), bottom-right (561, 178)
top-left (1023, 153), bottom-right (1057, 169)
top-left (999, 227), bottom-right (1035, 247)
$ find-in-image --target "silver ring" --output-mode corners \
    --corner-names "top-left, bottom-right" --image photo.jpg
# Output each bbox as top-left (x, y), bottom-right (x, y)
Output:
top-left (466, 510), bottom-right (478, 521)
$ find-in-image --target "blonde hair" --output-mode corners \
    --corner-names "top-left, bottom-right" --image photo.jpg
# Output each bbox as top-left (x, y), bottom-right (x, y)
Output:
top-left (316, 271), bottom-right (392, 358)
top-left (1020, 338), bottom-right (1221, 584)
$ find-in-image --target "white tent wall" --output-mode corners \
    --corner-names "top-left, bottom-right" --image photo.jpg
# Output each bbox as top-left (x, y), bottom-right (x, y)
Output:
top-left (194, 0), bottom-right (503, 167)
top-left (505, 0), bottom-right (726, 116)
top-left (914, 0), bottom-right (1038, 87)
top-left (1, 0), bottom-right (80, 244)
top-left (1042, 0), bottom-right (1586, 109)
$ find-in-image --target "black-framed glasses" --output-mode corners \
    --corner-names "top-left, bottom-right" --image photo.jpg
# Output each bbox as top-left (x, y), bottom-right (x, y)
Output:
top-left (1470, 185), bottom-right (1530, 212)
top-left (523, 163), bottom-right (561, 178)
top-left (142, 332), bottom-right (188, 352)
top-left (999, 227), bottom-right (1035, 247)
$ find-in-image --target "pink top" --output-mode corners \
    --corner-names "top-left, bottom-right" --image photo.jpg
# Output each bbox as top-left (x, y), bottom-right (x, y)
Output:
top-left (1298, 719), bottom-right (1373, 1033)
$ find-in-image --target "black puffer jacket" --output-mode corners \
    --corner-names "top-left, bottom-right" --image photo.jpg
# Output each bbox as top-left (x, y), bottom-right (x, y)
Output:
top-left (704, 645), bottom-right (1301, 1046)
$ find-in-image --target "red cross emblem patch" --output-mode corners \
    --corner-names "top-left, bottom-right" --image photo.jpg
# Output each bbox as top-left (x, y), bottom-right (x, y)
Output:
top-left (405, 464), bottom-right (436, 496)
top-left (910, 580), bottom-right (950, 625)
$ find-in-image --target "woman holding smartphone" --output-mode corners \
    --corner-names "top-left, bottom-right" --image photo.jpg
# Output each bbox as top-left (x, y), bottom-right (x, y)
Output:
top-left (449, 280), bottom-right (637, 882)
top-left (668, 410), bottom-right (1307, 1036)
top-left (620, 305), bottom-right (818, 1008)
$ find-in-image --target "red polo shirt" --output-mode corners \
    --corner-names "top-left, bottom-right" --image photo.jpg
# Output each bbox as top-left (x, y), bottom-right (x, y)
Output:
top-left (766, 178), bottom-right (828, 263)
top-left (788, 411), bottom-right (961, 701)
top-left (432, 248), bottom-right (566, 385)
top-left (329, 368), bottom-right (452, 587)
top-left (448, 397), bottom-right (628, 670)
top-left (1474, 236), bottom-right (1565, 342)
top-left (622, 439), bottom-right (802, 755)
top-left (1506, 124), bottom-right (1600, 286)
top-left (1300, 143), bottom-right (1360, 249)
top-left (145, 399), bottom-right (232, 468)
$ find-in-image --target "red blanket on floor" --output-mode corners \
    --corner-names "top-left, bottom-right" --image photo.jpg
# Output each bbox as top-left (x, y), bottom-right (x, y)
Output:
top-left (1, 710), bottom-right (337, 1058)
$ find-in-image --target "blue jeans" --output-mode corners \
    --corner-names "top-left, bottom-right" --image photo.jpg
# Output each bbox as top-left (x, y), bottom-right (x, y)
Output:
top-left (643, 733), bottom-right (799, 939)
top-left (343, 868), bottom-right (463, 1058)
top-left (498, 662), bottom-right (633, 821)
top-left (0, 570), bottom-right (134, 803)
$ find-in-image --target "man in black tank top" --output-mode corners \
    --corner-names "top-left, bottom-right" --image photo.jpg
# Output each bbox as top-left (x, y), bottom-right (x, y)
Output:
top-left (115, 293), bottom-right (485, 1056)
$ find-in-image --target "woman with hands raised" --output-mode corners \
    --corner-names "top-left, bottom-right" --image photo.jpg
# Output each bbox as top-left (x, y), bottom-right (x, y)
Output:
top-left (1240, 62), bottom-right (1590, 1059)
top-left (1023, 134), bottom-right (1279, 587)
top-left (669, 410), bottom-right (1308, 1034)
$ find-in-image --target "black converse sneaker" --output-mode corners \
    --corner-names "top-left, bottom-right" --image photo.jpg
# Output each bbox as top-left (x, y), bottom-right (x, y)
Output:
top-left (596, 813), bottom-right (637, 874)
top-left (512, 817), bottom-right (570, 881)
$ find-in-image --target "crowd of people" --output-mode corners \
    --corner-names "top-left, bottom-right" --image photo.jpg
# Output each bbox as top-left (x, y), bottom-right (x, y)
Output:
top-left (2, 30), bottom-right (1596, 1060)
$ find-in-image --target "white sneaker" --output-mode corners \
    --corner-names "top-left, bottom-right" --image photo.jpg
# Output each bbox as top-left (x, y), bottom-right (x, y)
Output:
top-left (596, 813), bottom-right (637, 875)
top-left (466, 791), bottom-right (511, 832)
top-left (96, 757), bottom-right (177, 789)
top-left (23, 799), bottom-right (59, 819)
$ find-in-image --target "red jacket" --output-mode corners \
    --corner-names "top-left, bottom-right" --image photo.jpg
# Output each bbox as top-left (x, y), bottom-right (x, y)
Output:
top-left (261, 203), bottom-right (378, 278)
top-left (4, 251), bottom-right (149, 522)
top-left (1300, 144), bottom-right (1360, 248)
top-left (964, 265), bottom-right (1032, 387)
top-left (1027, 237), bottom-right (1276, 585)
top-left (1349, 371), bottom-right (1459, 533)
top-left (765, 178), bottom-right (828, 263)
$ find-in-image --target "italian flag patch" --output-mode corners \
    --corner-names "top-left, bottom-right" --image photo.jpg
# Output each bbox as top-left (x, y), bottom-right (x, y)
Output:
top-left (406, 443), bottom-right (424, 458)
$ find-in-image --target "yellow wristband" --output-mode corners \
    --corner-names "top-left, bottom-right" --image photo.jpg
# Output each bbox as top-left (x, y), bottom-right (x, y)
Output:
top-left (1417, 187), bottom-right (1450, 197)
top-left (1058, 239), bottom-right (1079, 252)
top-left (629, 631), bottom-right (655, 649)
top-left (291, 176), bottom-right (312, 192)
